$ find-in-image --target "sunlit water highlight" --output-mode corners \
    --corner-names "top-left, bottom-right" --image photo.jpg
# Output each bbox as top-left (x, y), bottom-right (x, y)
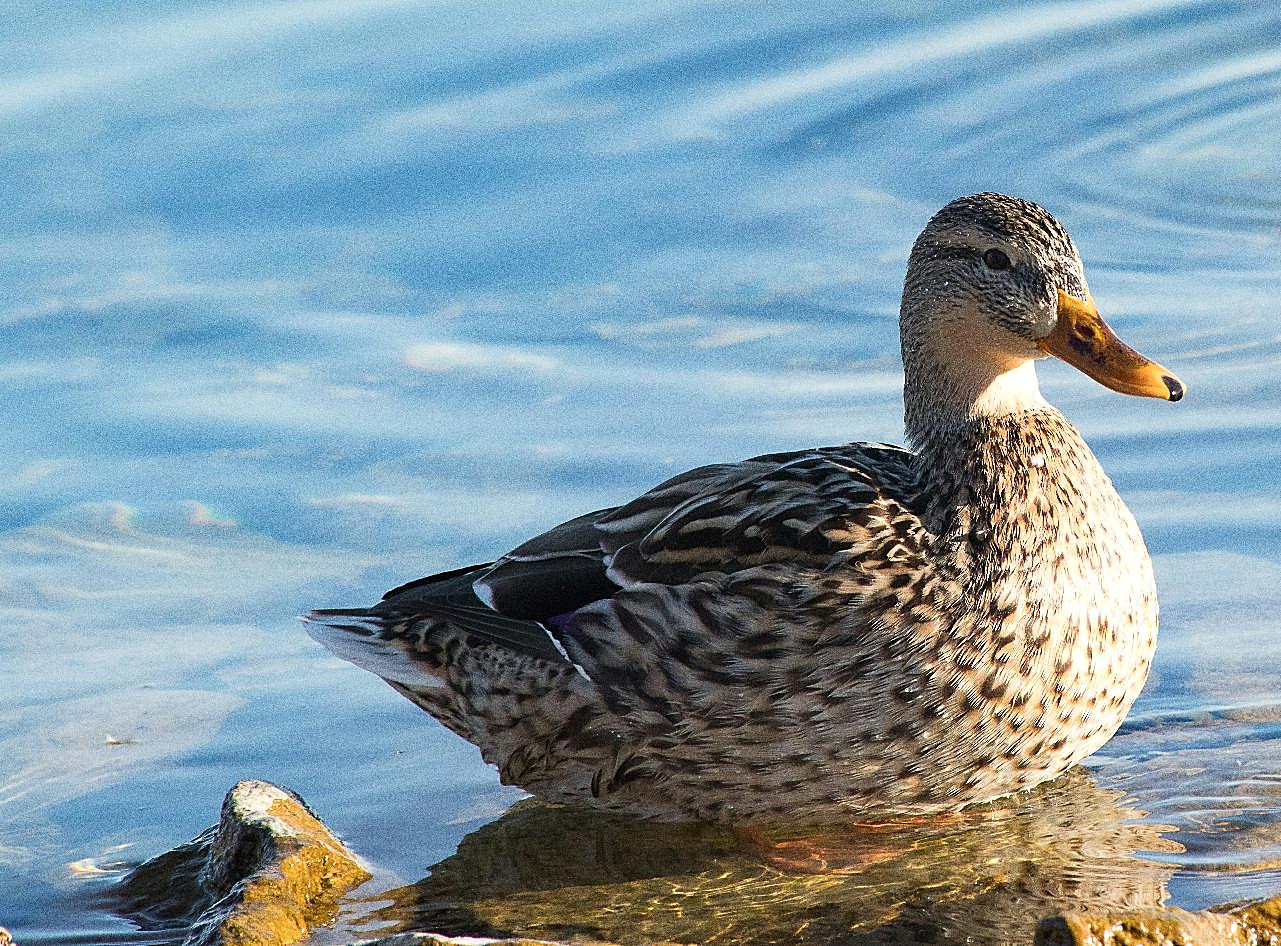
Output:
top-left (4, 1), bottom-right (1281, 943)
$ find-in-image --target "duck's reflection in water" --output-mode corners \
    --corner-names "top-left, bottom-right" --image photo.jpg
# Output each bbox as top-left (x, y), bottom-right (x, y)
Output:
top-left (354, 769), bottom-right (1180, 946)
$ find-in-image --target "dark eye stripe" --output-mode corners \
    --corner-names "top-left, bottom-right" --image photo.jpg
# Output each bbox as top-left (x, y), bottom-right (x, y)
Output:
top-left (931, 245), bottom-right (979, 262)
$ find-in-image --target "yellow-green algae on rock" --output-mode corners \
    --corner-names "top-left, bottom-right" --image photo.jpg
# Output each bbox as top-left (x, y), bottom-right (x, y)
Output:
top-left (1036, 897), bottom-right (1281, 946)
top-left (116, 779), bottom-right (370, 946)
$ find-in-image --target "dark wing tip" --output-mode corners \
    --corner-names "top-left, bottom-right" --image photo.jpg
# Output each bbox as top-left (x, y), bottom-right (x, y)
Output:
top-left (381, 562), bottom-right (493, 602)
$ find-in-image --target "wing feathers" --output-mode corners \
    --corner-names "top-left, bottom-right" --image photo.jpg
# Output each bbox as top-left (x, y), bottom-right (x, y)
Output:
top-left (313, 443), bottom-right (921, 669)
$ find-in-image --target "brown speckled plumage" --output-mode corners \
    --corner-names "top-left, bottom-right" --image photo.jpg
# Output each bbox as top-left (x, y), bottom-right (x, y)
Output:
top-left (308, 193), bottom-right (1174, 823)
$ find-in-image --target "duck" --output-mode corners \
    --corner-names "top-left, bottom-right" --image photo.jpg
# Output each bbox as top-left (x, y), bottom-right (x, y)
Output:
top-left (307, 192), bottom-right (1183, 824)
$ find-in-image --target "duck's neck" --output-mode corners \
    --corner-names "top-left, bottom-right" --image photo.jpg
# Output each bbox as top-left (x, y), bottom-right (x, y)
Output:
top-left (902, 342), bottom-right (1050, 452)
top-left (900, 340), bottom-right (1083, 532)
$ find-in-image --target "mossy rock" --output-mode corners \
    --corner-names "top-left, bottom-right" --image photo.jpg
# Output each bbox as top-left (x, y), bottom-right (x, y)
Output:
top-left (114, 779), bottom-right (371, 946)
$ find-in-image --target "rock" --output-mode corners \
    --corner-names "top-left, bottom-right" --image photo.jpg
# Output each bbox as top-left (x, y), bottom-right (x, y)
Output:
top-left (1035, 909), bottom-right (1243, 945)
top-left (1035, 894), bottom-right (1281, 946)
top-left (115, 779), bottom-right (371, 946)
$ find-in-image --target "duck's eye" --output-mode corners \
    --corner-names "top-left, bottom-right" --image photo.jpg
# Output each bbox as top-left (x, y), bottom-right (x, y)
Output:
top-left (982, 248), bottom-right (1012, 271)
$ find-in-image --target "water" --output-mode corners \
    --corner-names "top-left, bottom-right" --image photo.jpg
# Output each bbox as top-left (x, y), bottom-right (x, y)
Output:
top-left (4, 0), bottom-right (1281, 942)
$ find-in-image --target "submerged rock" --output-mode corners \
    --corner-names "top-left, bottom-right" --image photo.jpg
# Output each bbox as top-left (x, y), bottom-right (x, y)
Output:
top-left (114, 779), bottom-right (370, 946)
top-left (1035, 894), bottom-right (1281, 946)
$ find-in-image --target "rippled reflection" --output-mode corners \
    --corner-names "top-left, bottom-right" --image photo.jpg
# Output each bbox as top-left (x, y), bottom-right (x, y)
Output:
top-left (345, 770), bottom-right (1178, 946)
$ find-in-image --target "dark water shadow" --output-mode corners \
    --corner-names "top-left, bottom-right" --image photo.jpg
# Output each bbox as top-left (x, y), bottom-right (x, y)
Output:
top-left (347, 768), bottom-right (1180, 946)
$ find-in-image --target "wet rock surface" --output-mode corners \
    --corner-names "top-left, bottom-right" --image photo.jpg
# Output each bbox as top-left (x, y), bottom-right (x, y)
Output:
top-left (113, 779), bottom-right (370, 946)
top-left (1035, 895), bottom-right (1281, 946)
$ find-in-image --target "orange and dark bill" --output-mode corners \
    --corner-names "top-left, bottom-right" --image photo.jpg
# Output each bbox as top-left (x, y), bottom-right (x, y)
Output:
top-left (1038, 291), bottom-right (1184, 401)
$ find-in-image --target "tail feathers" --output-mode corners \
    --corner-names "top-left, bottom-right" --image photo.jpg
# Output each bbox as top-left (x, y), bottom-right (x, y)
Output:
top-left (303, 609), bottom-right (446, 691)
top-left (305, 555), bottom-right (577, 696)
top-left (306, 607), bottom-right (383, 630)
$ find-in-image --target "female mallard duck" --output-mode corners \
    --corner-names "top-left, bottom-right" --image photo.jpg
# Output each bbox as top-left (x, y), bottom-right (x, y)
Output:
top-left (309, 193), bottom-right (1183, 823)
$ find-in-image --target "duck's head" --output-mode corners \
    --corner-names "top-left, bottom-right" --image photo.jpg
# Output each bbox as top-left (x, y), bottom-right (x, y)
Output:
top-left (900, 193), bottom-right (1182, 436)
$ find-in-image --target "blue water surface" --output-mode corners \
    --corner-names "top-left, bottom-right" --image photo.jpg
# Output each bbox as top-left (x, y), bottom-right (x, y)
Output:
top-left (5, 1), bottom-right (1281, 942)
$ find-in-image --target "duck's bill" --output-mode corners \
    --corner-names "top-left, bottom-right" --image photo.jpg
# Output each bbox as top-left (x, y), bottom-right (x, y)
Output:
top-left (1038, 291), bottom-right (1184, 401)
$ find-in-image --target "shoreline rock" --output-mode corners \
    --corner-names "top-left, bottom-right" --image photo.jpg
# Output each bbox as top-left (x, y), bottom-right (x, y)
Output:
top-left (1036, 897), bottom-right (1281, 946)
top-left (115, 779), bottom-right (371, 946)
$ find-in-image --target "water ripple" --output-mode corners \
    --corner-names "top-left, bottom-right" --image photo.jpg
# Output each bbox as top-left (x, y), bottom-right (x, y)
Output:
top-left (7, 0), bottom-right (1281, 940)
